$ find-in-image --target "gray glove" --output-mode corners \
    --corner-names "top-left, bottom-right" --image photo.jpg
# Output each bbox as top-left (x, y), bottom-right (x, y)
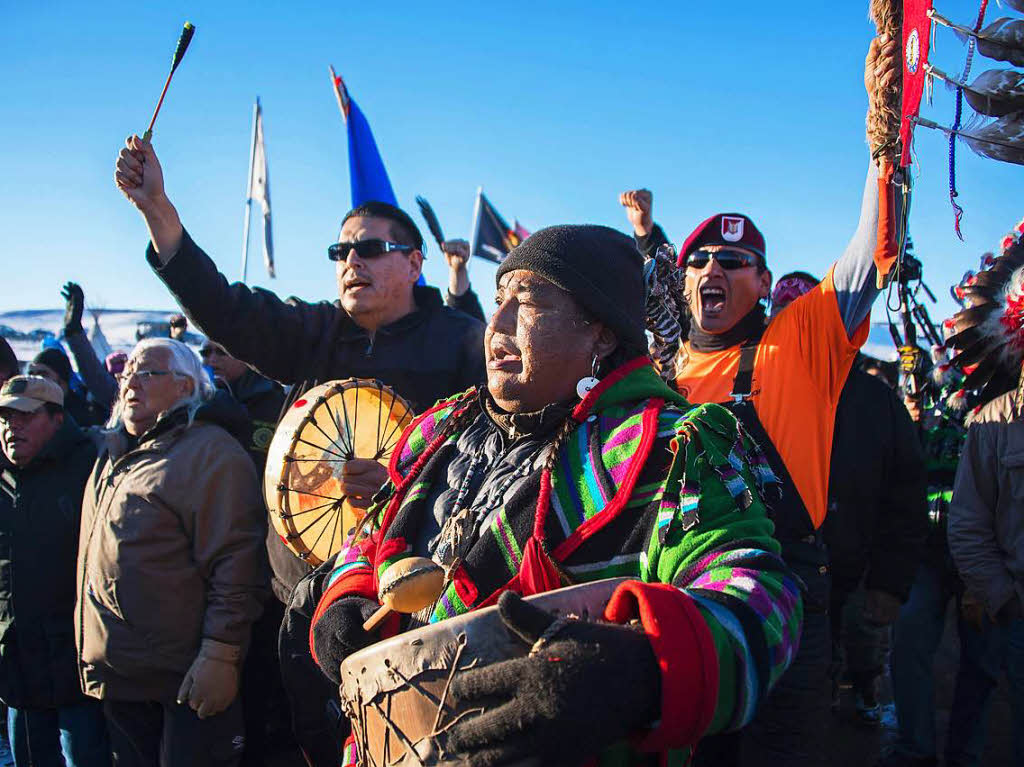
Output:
top-left (177, 638), bottom-right (242, 719)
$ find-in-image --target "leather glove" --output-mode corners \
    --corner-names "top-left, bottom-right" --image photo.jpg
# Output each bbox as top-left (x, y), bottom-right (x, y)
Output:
top-left (177, 638), bottom-right (241, 719)
top-left (311, 596), bottom-right (380, 685)
top-left (446, 591), bottom-right (661, 767)
top-left (61, 282), bottom-right (85, 336)
top-left (862, 589), bottom-right (902, 627)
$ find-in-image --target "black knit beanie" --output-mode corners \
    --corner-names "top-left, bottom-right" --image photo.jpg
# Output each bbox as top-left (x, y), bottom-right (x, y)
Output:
top-left (32, 347), bottom-right (73, 384)
top-left (496, 225), bottom-right (646, 352)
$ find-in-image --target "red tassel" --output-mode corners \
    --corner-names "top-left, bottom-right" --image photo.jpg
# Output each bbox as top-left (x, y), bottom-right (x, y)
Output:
top-left (518, 535), bottom-right (561, 596)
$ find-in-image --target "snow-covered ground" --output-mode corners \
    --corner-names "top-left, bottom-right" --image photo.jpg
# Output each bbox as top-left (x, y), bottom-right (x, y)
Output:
top-left (0, 309), bottom-right (204, 366)
top-left (3, 307), bottom-right (904, 368)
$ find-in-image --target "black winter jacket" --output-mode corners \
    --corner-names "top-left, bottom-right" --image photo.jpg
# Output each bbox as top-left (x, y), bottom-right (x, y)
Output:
top-left (0, 418), bottom-right (97, 708)
top-left (148, 231), bottom-right (487, 415)
top-left (822, 368), bottom-right (929, 599)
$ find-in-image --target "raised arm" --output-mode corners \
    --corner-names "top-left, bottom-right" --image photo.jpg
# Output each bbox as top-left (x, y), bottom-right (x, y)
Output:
top-left (830, 34), bottom-right (902, 337)
top-left (61, 283), bottom-right (119, 409)
top-left (114, 136), bottom-right (336, 384)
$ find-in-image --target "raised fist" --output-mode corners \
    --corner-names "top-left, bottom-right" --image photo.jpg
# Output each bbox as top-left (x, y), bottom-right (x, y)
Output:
top-left (619, 189), bottom-right (653, 238)
top-left (441, 239), bottom-right (471, 271)
top-left (865, 34), bottom-right (900, 100)
top-left (114, 135), bottom-right (167, 213)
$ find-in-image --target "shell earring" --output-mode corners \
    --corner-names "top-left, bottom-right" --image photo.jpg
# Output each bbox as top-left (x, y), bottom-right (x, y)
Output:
top-left (576, 354), bottom-right (601, 398)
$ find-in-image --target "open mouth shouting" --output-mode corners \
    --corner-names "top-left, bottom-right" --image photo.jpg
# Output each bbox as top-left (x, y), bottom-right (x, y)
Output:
top-left (699, 282), bottom-right (728, 317)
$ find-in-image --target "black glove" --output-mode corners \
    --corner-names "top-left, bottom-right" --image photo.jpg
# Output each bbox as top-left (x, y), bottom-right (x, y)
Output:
top-left (311, 596), bottom-right (380, 684)
top-left (447, 591), bottom-right (661, 767)
top-left (61, 282), bottom-right (85, 336)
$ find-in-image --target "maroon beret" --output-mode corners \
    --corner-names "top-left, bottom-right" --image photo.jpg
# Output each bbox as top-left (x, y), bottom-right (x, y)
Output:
top-left (677, 213), bottom-right (766, 267)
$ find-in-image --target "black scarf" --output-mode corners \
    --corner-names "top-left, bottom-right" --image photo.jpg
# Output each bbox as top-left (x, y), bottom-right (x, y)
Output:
top-left (688, 304), bottom-right (767, 352)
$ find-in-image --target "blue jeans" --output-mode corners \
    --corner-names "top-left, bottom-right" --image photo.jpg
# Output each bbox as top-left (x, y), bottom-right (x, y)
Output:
top-left (7, 700), bottom-right (110, 767)
top-left (889, 561), bottom-right (1002, 765)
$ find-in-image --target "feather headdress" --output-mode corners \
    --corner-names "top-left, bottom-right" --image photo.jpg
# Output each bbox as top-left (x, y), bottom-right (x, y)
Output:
top-left (944, 216), bottom-right (1024, 403)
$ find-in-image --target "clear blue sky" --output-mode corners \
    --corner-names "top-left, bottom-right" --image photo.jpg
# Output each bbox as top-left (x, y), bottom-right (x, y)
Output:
top-left (1, 1), bottom-right (1019, 325)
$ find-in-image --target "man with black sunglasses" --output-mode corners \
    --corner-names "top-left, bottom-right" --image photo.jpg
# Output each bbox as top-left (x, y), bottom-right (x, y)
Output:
top-left (622, 34), bottom-right (902, 767)
top-left (114, 138), bottom-right (486, 766)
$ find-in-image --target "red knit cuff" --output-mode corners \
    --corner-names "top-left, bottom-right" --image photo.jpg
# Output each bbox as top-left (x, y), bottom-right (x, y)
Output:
top-left (604, 581), bottom-right (719, 751)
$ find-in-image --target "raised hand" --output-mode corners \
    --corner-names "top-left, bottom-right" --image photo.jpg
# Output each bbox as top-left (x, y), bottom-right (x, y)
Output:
top-left (619, 189), bottom-right (654, 238)
top-left (865, 34), bottom-right (900, 100)
top-left (61, 282), bottom-right (85, 336)
top-left (113, 134), bottom-right (184, 259)
top-left (115, 135), bottom-right (167, 213)
top-left (442, 239), bottom-right (472, 297)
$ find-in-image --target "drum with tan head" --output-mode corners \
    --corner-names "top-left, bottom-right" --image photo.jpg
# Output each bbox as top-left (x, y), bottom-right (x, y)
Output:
top-left (339, 578), bottom-right (628, 767)
top-left (263, 379), bottom-right (414, 566)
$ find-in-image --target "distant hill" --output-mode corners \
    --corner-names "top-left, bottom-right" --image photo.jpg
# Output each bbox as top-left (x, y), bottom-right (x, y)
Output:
top-left (2, 308), bottom-right (904, 366)
top-left (0, 309), bottom-right (202, 363)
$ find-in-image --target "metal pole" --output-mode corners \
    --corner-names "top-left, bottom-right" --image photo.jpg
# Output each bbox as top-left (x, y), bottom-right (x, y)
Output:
top-left (468, 186), bottom-right (483, 260)
top-left (240, 99), bottom-right (259, 282)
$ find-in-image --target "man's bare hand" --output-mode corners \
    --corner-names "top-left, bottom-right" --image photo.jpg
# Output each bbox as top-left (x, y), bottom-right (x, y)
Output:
top-left (865, 34), bottom-right (900, 99)
top-left (443, 239), bottom-right (471, 297)
top-left (114, 135), bottom-right (183, 259)
top-left (115, 135), bottom-right (168, 213)
top-left (340, 459), bottom-right (389, 509)
top-left (619, 189), bottom-right (653, 238)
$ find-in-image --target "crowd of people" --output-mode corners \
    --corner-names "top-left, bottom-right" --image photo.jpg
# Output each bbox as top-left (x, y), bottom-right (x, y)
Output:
top-left (0, 31), bottom-right (1021, 767)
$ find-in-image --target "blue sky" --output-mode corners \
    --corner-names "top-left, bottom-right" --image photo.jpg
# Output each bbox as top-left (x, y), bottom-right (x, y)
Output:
top-left (1, 1), bottom-right (1019, 326)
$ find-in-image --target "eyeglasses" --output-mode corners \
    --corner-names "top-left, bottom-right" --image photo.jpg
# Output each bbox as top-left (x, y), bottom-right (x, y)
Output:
top-left (685, 248), bottom-right (761, 271)
top-left (116, 369), bottom-right (175, 385)
top-left (327, 240), bottom-right (414, 262)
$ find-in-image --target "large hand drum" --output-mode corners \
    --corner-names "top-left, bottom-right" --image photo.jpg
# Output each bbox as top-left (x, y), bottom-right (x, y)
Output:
top-left (264, 379), bottom-right (414, 566)
top-left (340, 578), bottom-right (628, 767)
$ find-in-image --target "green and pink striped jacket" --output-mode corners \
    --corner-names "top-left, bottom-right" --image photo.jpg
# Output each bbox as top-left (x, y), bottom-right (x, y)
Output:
top-left (312, 359), bottom-right (803, 766)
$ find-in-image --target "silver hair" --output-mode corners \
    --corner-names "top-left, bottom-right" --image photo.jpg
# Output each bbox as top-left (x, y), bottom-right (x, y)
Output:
top-left (108, 337), bottom-right (215, 429)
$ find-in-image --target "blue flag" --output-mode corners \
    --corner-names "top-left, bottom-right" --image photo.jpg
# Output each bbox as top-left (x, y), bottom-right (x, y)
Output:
top-left (331, 71), bottom-right (397, 207)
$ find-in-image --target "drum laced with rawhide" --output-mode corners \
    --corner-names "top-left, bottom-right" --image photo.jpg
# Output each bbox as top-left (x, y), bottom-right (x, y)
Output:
top-left (339, 578), bottom-right (629, 767)
top-left (263, 379), bottom-right (414, 567)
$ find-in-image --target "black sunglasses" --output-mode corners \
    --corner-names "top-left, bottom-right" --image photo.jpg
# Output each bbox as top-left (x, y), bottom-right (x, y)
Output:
top-left (685, 248), bottom-right (761, 271)
top-left (327, 239), bottom-right (414, 262)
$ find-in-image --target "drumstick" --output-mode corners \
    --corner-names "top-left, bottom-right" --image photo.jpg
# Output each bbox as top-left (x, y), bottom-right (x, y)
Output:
top-left (363, 557), bottom-right (445, 632)
top-left (142, 22), bottom-right (196, 142)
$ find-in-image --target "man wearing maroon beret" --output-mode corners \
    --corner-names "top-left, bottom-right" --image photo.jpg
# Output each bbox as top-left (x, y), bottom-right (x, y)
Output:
top-left (620, 35), bottom-right (902, 767)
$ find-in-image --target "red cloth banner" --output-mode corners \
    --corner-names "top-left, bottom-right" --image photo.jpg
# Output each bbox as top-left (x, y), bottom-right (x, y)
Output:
top-left (901, 0), bottom-right (934, 166)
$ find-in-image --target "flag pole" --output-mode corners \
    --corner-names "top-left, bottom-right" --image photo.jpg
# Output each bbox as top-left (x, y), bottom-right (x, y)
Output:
top-left (469, 186), bottom-right (483, 261)
top-left (240, 99), bottom-right (259, 282)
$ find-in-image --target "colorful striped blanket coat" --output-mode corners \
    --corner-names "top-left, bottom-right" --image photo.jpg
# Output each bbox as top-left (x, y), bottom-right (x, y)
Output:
top-left (311, 359), bottom-right (803, 766)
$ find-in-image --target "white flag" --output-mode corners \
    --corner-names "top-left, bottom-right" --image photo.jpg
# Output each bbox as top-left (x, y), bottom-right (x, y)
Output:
top-left (250, 101), bottom-right (274, 278)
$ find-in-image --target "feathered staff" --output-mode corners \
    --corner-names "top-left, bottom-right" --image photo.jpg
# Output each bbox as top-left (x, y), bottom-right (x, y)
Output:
top-left (415, 195), bottom-right (447, 253)
top-left (907, 2), bottom-right (1024, 234)
top-left (944, 216), bottom-right (1024, 404)
top-left (142, 22), bottom-right (196, 142)
top-left (926, 66), bottom-right (1024, 116)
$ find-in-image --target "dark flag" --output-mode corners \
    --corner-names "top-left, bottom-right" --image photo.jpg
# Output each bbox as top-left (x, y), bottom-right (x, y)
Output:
top-left (470, 188), bottom-right (530, 264)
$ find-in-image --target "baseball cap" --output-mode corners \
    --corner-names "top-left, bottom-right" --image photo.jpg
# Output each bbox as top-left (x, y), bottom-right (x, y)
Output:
top-left (0, 375), bottom-right (64, 413)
